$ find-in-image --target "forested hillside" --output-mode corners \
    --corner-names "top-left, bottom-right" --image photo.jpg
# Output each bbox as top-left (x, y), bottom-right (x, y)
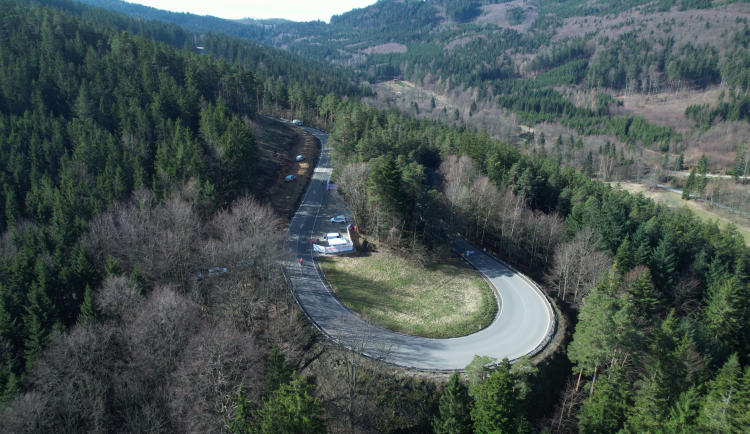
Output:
top-left (0, 0), bottom-right (357, 418)
top-left (83, 0), bottom-right (750, 173)
top-left (0, 0), bottom-right (258, 396)
top-left (325, 98), bottom-right (750, 433)
top-left (3, 0), bottom-right (750, 432)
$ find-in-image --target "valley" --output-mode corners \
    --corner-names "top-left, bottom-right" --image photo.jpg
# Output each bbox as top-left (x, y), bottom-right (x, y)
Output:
top-left (1, 0), bottom-right (750, 432)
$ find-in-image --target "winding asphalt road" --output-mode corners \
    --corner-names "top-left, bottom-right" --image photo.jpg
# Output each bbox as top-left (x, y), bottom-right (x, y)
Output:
top-left (285, 122), bottom-right (554, 370)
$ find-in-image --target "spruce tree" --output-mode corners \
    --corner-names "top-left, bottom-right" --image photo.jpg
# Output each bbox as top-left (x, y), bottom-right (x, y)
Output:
top-left (105, 255), bottom-right (123, 277)
top-left (4, 188), bottom-right (18, 228)
top-left (0, 284), bottom-right (21, 348)
top-left (228, 384), bottom-right (252, 434)
top-left (697, 153), bottom-right (708, 175)
top-left (625, 371), bottom-right (669, 432)
top-left (627, 268), bottom-right (659, 318)
top-left (369, 156), bottom-right (406, 217)
top-left (433, 371), bottom-right (472, 434)
top-left (733, 140), bottom-right (750, 183)
top-left (578, 368), bottom-right (629, 434)
top-left (471, 359), bottom-right (531, 434)
top-left (266, 345), bottom-right (295, 393)
top-left (73, 79), bottom-right (96, 121)
top-left (582, 151), bottom-right (594, 177)
top-left (634, 243), bottom-right (651, 268)
top-left (129, 266), bottom-right (149, 294)
top-left (664, 387), bottom-right (701, 432)
top-left (615, 235), bottom-right (636, 272)
top-left (255, 374), bottom-right (327, 434)
top-left (650, 233), bottom-right (676, 290)
top-left (465, 355), bottom-right (497, 396)
top-left (661, 153), bottom-right (670, 169)
top-left (703, 275), bottom-right (746, 346)
top-left (77, 285), bottom-right (97, 325)
top-left (696, 153), bottom-right (709, 196)
top-left (23, 283), bottom-right (55, 370)
top-left (706, 254), bottom-right (728, 288)
top-left (673, 153), bottom-right (684, 171)
top-left (682, 168), bottom-right (697, 200)
top-left (699, 354), bottom-right (747, 432)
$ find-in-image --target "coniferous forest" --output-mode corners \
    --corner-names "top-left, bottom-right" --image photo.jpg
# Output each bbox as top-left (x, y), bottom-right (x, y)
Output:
top-left (2, 0), bottom-right (750, 433)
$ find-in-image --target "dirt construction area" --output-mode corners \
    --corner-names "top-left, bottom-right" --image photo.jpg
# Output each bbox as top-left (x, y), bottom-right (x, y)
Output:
top-left (263, 123), bottom-right (321, 225)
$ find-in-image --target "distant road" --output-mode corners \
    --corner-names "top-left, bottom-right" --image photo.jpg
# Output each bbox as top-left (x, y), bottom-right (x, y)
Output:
top-left (283, 121), bottom-right (555, 370)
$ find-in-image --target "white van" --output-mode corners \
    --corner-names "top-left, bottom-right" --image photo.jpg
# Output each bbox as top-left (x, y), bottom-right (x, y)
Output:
top-left (292, 119), bottom-right (303, 126)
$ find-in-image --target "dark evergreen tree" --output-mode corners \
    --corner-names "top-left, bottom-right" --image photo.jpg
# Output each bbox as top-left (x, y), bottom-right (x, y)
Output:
top-left (254, 374), bottom-right (327, 434)
top-left (228, 384), bottom-right (253, 434)
top-left (698, 354), bottom-right (749, 432)
top-left (650, 233), bottom-right (676, 291)
top-left (733, 140), bottom-right (750, 183)
top-left (673, 153), bottom-right (684, 171)
top-left (433, 371), bottom-right (472, 434)
top-left (703, 274), bottom-right (747, 348)
top-left (266, 345), bottom-right (295, 393)
top-left (582, 151), bottom-right (594, 177)
top-left (627, 268), bottom-right (660, 319)
top-left (578, 368), bottom-right (629, 434)
top-left (471, 359), bottom-right (531, 434)
top-left (369, 156), bottom-right (406, 218)
top-left (682, 168), bottom-right (697, 200)
top-left (615, 235), bottom-right (636, 272)
top-left (661, 153), bottom-right (670, 169)
top-left (76, 285), bottom-right (97, 325)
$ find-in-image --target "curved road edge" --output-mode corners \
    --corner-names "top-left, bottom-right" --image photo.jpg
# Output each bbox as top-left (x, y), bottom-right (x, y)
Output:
top-left (455, 238), bottom-right (557, 363)
top-left (273, 117), bottom-right (556, 371)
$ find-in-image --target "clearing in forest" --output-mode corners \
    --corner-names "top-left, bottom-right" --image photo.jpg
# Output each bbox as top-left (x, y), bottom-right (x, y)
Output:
top-left (613, 182), bottom-right (750, 244)
top-left (318, 251), bottom-right (497, 339)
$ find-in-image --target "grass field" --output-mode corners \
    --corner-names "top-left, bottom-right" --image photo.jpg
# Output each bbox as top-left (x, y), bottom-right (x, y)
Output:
top-left (318, 252), bottom-right (497, 339)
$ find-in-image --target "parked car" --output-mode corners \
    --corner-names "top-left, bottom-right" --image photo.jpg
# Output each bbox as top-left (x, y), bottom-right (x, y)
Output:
top-left (237, 259), bottom-right (254, 266)
top-left (330, 215), bottom-right (346, 223)
top-left (208, 267), bottom-right (228, 277)
top-left (296, 155), bottom-right (305, 162)
top-left (292, 119), bottom-right (303, 126)
top-left (285, 175), bottom-right (296, 182)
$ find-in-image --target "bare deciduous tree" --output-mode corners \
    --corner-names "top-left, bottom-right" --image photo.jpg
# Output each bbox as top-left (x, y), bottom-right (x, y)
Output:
top-left (336, 162), bottom-right (372, 233)
top-left (540, 213), bottom-right (566, 273)
top-left (97, 276), bottom-right (143, 324)
top-left (672, 272), bottom-right (702, 317)
top-left (167, 323), bottom-right (265, 434)
top-left (0, 392), bottom-right (52, 433)
top-left (125, 286), bottom-right (200, 381)
top-left (469, 177), bottom-right (500, 245)
top-left (85, 193), bottom-right (203, 292)
top-left (206, 196), bottom-right (287, 332)
top-left (546, 228), bottom-right (612, 307)
top-left (439, 155), bottom-right (479, 237)
top-left (2, 323), bottom-right (124, 433)
top-left (540, 377), bottom-right (586, 434)
top-left (328, 316), bottom-right (397, 434)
